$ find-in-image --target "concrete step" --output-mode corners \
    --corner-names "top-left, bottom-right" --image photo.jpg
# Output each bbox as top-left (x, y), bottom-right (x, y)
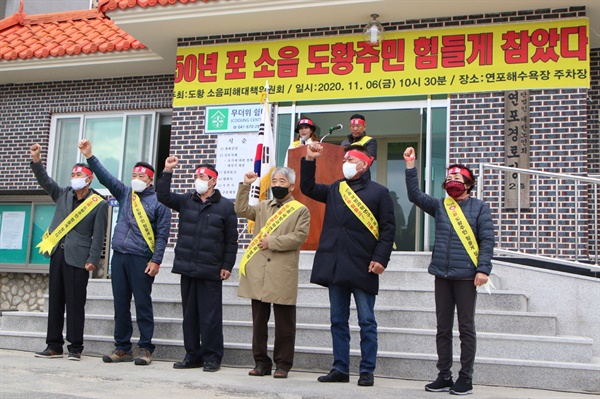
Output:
top-left (156, 267), bottom-right (501, 290)
top-left (155, 251), bottom-right (437, 285)
top-left (86, 281), bottom-right (529, 312)
top-left (1, 331), bottom-right (598, 393)
top-left (0, 312), bottom-right (588, 363)
top-left (82, 297), bottom-right (557, 336)
top-left (160, 251), bottom-right (433, 275)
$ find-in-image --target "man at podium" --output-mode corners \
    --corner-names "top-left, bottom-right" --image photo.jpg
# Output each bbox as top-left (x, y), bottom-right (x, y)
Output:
top-left (340, 114), bottom-right (377, 158)
top-left (300, 143), bottom-right (395, 387)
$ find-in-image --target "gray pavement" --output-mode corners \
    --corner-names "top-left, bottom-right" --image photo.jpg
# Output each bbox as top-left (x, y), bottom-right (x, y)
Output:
top-left (0, 349), bottom-right (595, 399)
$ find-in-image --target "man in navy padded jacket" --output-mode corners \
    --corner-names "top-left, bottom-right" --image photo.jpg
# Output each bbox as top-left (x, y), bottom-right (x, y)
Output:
top-left (79, 139), bottom-right (171, 366)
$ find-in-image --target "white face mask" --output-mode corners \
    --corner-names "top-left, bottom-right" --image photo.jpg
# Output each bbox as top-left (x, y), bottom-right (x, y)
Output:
top-left (131, 178), bottom-right (147, 193)
top-left (194, 179), bottom-right (210, 195)
top-left (70, 177), bottom-right (88, 190)
top-left (342, 162), bottom-right (359, 180)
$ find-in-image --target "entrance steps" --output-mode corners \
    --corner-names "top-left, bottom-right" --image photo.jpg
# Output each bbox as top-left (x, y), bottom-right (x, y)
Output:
top-left (1, 251), bottom-right (598, 393)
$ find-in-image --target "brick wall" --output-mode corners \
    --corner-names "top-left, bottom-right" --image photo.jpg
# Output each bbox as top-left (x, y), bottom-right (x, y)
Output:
top-left (0, 75), bottom-right (174, 191)
top-left (590, 48), bottom-right (600, 176)
top-left (587, 48), bottom-right (599, 258)
top-left (450, 89), bottom-right (592, 259)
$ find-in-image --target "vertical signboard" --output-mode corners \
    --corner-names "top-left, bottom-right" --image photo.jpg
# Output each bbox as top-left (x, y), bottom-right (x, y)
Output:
top-left (504, 90), bottom-right (531, 209)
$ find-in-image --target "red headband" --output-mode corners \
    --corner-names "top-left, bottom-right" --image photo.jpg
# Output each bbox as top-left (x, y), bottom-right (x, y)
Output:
top-left (133, 166), bottom-right (154, 178)
top-left (350, 118), bottom-right (365, 125)
top-left (298, 118), bottom-right (313, 126)
top-left (195, 168), bottom-right (217, 179)
top-left (72, 166), bottom-right (92, 176)
top-left (448, 166), bottom-right (471, 180)
top-left (345, 150), bottom-right (374, 166)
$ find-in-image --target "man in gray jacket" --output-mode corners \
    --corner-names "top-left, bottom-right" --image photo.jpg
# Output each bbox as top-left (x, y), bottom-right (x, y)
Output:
top-left (30, 143), bottom-right (108, 361)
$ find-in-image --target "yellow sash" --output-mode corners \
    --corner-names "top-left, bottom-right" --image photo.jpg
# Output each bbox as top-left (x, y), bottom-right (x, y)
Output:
top-left (291, 140), bottom-right (302, 148)
top-left (239, 200), bottom-right (304, 277)
top-left (339, 181), bottom-right (379, 240)
top-left (353, 135), bottom-right (373, 147)
top-left (444, 197), bottom-right (479, 267)
top-left (132, 193), bottom-right (155, 253)
top-left (36, 193), bottom-right (105, 255)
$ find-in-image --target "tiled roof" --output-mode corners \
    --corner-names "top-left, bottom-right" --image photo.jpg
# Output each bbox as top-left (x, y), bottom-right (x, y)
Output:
top-left (0, 5), bottom-right (145, 61)
top-left (99, 0), bottom-right (214, 12)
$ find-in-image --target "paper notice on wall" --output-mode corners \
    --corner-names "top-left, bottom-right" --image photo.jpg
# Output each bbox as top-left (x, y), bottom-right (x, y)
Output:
top-left (216, 133), bottom-right (259, 199)
top-left (0, 211), bottom-right (26, 250)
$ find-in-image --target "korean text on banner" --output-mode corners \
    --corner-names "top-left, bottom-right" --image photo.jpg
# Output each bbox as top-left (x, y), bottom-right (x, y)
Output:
top-left (174, 18), bottom-right (589, 105)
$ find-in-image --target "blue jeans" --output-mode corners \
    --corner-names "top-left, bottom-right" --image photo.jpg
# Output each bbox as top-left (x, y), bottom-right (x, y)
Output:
top-left (328, 285), bottom-right (377, 374)
top-left (110, 251), bottom-right (155, 353)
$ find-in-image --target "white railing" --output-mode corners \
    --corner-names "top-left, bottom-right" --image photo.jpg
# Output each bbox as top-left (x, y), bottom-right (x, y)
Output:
top-left (477, 163), bottom-right (600, 272)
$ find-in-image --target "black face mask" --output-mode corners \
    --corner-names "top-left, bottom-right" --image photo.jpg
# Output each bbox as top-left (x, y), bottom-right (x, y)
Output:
top-left (271, 186), bottom-right (289, 200)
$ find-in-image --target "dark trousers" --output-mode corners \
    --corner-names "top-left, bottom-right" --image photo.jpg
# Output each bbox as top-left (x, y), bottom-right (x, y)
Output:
top-left (46, 246), bottom-right (90, 354)
top-left (251, 299), bottom-right (296, 372)
top-left (434, 277), bottom-right (477, 379)
top-left (110, 251), bottom-right (155, 353)
top-left (181, 275), bottom-right (224, 364)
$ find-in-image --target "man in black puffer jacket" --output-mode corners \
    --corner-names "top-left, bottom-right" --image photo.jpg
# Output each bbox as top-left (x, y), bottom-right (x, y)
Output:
top-left (157, 157), bottom-right (238, 373)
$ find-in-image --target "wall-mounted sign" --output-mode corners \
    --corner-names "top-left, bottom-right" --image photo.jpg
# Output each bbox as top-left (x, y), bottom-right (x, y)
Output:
top-left (216, 133), bottom-right (258, 199)
top-left (174, 18), bottom-right (589, 106)
top-left (205, 104), bottom-right (263, 133)
top-left (504, 90), bottom-right (531, 209)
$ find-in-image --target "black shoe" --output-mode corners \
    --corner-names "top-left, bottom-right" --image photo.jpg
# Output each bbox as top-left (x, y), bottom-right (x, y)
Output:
top-left (357, 372), bottom-right (374, 386)
top-left (67, 352), bottom-right (81, 361)
top-left (203, 361), bottom-right (221, 372)
top-left (425, 375), bottom-right (454, 392)
top-left (449, 377), bottom-right (473, 395)
top-left (317, 369), bottom-right (350, 383)
top-left (173, 359), bottom-right (203, 369)
top-left (34, 348), bottom-right (63, 358)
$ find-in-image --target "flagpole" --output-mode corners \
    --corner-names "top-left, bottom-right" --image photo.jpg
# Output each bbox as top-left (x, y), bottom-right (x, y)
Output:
top-left (264, 80), bottom-right (269, 103)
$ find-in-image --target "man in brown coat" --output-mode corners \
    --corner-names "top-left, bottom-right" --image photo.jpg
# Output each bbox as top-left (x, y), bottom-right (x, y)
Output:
top-left (235, 167), bottom-right (310, 379)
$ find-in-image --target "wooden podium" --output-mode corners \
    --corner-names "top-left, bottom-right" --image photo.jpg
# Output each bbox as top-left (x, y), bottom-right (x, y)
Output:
top-left (287, 143), bottom-right (345, 250)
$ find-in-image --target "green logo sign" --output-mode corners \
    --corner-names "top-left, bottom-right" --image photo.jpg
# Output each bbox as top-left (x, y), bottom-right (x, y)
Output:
top-left (207, 108), bottom-right (228, 131)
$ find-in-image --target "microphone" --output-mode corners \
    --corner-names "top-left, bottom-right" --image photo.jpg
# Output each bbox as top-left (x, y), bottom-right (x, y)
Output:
top-left (300, 136), bottom-right (306, 145)
top-left (329, 124), bottom-right (343, 132)
top-left (321, 124), bottom-right (343, 143)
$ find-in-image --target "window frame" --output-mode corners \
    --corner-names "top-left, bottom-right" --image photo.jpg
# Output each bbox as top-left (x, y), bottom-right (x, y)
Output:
top-left (48, 111), bottom-right (167, 196)
top-left (0, 196), bottom-right (55, 273)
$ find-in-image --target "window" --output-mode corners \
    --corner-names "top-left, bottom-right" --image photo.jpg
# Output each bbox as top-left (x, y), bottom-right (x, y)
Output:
top-left (0, 200), bottom-right (55, 272)
top-left (48, 113), bottom-right (158, 191)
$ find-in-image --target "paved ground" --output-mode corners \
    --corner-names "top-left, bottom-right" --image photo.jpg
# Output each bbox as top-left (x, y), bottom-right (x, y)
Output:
top-left (0, 349), bottom-right (595, 399)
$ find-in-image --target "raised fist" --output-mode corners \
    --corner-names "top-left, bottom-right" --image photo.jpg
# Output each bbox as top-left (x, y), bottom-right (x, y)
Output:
top-left (30, 144), bottom-right (41, 162)
top-left (78, 139), bottom-right (93, 158)
top-left (164, 156), bottom-right (178, 171)
top-left (306, 143), bottom-right (323, 160)
top-left (403, 147), bottom-right (416, 162)
top-left (243, 171), bottom-right (258, 185)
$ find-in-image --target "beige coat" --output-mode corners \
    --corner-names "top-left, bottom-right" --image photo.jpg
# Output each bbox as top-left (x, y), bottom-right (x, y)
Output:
top-left (235, 183), bottom-right (310, 305)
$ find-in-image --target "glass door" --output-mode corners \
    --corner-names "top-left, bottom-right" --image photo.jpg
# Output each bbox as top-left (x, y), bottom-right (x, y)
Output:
top-left (386, 141), bottom-right (418, 251)
top-left (276, 98), bottom-right (449, 252)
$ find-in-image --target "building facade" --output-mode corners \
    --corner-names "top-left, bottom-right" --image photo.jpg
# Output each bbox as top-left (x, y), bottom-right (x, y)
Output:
top-left (1, 1), bottom-right (598, 310)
